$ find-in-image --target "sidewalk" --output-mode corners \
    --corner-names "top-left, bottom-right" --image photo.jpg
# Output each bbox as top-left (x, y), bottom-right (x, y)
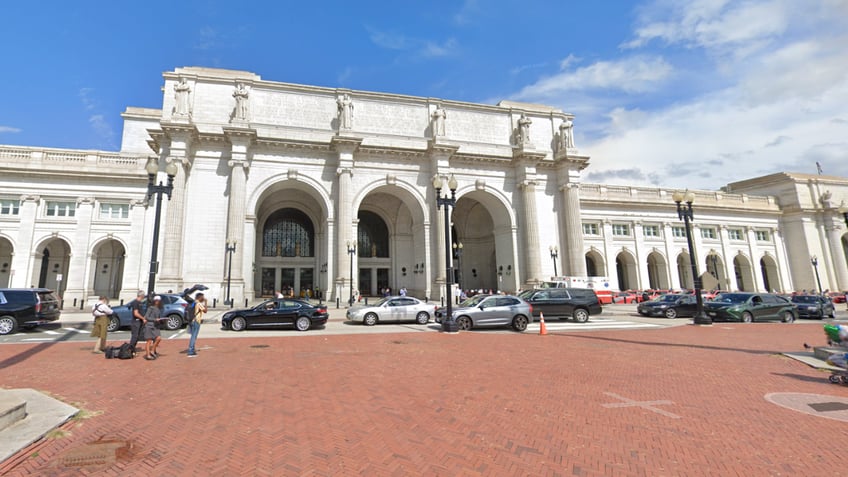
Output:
top-left (1, 322), bottom-right (846, 475)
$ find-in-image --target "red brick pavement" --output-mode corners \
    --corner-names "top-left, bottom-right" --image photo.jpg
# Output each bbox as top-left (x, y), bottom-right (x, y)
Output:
top-left (0, 323), bottom-right (845, 476)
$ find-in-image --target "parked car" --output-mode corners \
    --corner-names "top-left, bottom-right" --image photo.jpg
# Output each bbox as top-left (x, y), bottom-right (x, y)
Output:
top-left (637, 294), bottom-right (697, 318)
top-left (442, 294), bottom-right (533, 332)
top-left (827, 292), bottom-right (846, 304)
top-left (612, 292), bottom-right (639, 304)
top-left (518, 288), bottom-right (602, 323)
top-left (0, 288), bottom-right (61, 335)
top-left (222, 299), bottom-right (328, 331)
top-left (347, 296), bottom-right (435, 326)
top-left (703, 293), bottom-right (797, 323)
top-left (790, 295), bottom-right (836, 319)
top-left (109, 294), bottom-right (188, 332)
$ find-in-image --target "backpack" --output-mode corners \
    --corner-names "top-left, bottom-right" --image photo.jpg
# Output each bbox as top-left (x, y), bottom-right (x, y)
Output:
top-left (118, 343), bottom-right (134, 359)
top-left (104, 346), bottom-right (120, 359)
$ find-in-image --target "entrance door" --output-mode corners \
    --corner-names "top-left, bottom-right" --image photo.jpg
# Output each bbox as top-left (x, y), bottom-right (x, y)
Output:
top-left (299, 268), bottom-right (314, 298)
top-left (261, 268), bottom-right (275, 296)
top-left (377, 268), bottom-right (389, 294)
top-left (359, 268), bottom-right (372, 296)
top-left (281, 268), bottom-right (295, 296)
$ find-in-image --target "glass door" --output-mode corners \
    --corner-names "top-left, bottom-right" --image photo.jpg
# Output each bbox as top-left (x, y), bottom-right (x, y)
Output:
top-left (299, 268), bottom-right (314, 299)
top-left (359, 268), bottom-right (372, 297)
top-left (281, 268), bottom-right (296, 297)
top-left (261, 268), bottom-right (276, 297)
top-left (377, 268), bottom-right (389, 295)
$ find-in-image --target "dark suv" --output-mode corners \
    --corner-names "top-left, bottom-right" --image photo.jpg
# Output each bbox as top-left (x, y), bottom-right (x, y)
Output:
top-left (0, 288), bottom-right (62, 335)
top-left (519, 288), bottom-right (602, 323)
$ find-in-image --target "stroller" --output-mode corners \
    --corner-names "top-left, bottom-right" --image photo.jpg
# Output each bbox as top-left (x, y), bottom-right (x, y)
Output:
top-left (824, 324), bottom-right (848, 347)
top-left (823, 324), bottom-right (848, 384)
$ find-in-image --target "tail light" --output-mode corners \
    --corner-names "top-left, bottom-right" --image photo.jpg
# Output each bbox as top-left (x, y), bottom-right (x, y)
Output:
top-left (181, 303), bottom-right (187, 309)
top-left (528, 304), bottom-right (533, 314)
top-left (35, 303), bottom-right (42, 313)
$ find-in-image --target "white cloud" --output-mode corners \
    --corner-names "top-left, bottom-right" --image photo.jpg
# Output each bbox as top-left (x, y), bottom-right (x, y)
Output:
top-left (421, 38), bottom-right (458, 57)
top-left (0, 126), bottom-right (21, 133)
top-left (514, 55), bottom-right (673, 100)
top-left (88, 114), bottom-right (116, 148)
top-left (78, 87), bottom-right (97, 110)
top-left (453, 0), bottom-right (479, 25)
top-left (367, 27), bottom-right (410, 50)
top-left (367, 27), bottom-right (458, 58)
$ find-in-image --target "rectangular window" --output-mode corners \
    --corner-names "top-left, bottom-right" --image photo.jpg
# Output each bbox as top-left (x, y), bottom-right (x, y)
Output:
top-left (582, 223), bottom-right (599, 236)
top-left (728, 229), bottom-right (744, 241)
top-left (99, 203), bottom-right (129, 219)
top-left (755, 230), bottom-right (770, 242)
top-left (612, 224), bottom-right (631, 237)
top-left (672, 226), bottom-right (686, 238)
top-left (45, 201), bottom-right (76, 217)
top-left (643, 225), bottom-right (660, 238)
top-left (700, 227), bottom-right (717, 240)
top-left (0, 199), bottom-right (19, 215)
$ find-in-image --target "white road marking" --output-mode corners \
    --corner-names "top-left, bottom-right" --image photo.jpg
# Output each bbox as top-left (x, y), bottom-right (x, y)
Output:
top-left (22, 338), bottom-right (55, 342)
top-left (43, 330), bottom-right (59, 335)
top-left (602, 392), bottom-right (680, 419)
top-left (168, 329), bottom-right (187, 340)
top-left (63, 328), bottom-right (89, 333)
top-left (528, 321), bottom-right (660, 331)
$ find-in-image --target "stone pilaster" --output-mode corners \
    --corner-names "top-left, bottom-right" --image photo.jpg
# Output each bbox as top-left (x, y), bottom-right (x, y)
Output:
top-left (825, 213), bottom-right (848, 290)
top-left (65, 197), bottom-right (94, 304)
top-left (158, 123), bottom-right (197, 290)
top-left (12, 195), bottom-right (39, 288)
top-left (223, 127), bottom-right (256, 298)
top-left (518, 180), bottom-right (542, 285)
top-left (561, 184), bottom-right (587, 276)
top-left (429, 141), bottom-right (458, 303)
top-left (332, 135), bottom-right (362, 303)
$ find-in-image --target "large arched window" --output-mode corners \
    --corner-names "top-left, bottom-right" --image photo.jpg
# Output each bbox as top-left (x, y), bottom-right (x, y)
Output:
top-left (358, 210), bottom-right (389, 258)
top-left (263, 208), bottom-right (314, 257)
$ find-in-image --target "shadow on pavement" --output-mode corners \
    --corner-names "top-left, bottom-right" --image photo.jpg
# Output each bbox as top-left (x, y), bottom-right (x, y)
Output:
top-left (562, 332), bottom-right (779, 356)
top-left (0, 322), bottom-right (88, 368)
top-left (771, 372), bottom-right (830, 384)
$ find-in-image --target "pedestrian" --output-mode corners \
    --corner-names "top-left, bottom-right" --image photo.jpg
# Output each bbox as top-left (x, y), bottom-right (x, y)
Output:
top-left (128, 290), bottom-right (146, 352)
top-left (186, 292), bottom-right (207, 357)
top-left (143, 295), bottom-right (164, 360)
top-left (90, 296), bottom-right (113, 354)
top-left (275, 290), bottom-right (283, 299)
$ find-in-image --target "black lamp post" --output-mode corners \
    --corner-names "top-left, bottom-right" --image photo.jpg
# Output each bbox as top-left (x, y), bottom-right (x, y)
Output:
top-left (549, 246), bottom-right (559, 277)
top-left (453, 241), bottom-right (463, 293)
top-left (347, 241), bottom-right (356, 306)
top-left (673, 190), bottom-right (711, 325)
top-left (708, 253), bottom-right (720, 290)
top-left (434, 174), bottom-right (459, 332)
top-left (225, 241), bottom-right (236, 307)
top-left (811, 256), bottom-right (823, 294)
top-left (145, 158), bottom-right (178, 303)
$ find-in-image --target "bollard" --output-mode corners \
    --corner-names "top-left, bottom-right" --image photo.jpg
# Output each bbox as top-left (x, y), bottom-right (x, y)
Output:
top-left (73, 298), bottom-right (77, 307)
top-left (441, 296), bottom-right (444, 307)
top-left (364, 297), bottom-right (368, 305)
top-left (212, 298), bottom-right (217, 308)
top-left (120, 299), bottom-right (124, 306)
top-left (336, 297), bottom-right (340, 309)
top-left (244, 298), bottom-right (248, 308)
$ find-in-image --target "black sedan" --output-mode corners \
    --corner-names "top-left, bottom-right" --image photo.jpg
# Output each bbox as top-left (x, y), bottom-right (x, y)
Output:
top-left (221, 299), bottom-right (328, 331)
top-left (790, 295), bottom-right (836, 319)
top-left (637, 294), bottom-right (697, 318)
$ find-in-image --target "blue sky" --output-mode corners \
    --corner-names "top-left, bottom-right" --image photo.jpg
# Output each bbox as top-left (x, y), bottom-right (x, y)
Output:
top-left (2, 0), bottom-right (847, 189)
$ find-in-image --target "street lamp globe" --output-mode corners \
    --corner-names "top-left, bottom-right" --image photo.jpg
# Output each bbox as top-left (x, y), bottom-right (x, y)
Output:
top-left (145, 158), bottom-right (159, 176)
top-left (447, 174), bottom-right (458, 191)
top-left (672, 190), bottom-right (684, 203)
top-left (432, 175), bottom-right (443, 189)
top-left (684, 191), bottom-right (695, 204)
top-left (165, 161), bottom-right (179, 177)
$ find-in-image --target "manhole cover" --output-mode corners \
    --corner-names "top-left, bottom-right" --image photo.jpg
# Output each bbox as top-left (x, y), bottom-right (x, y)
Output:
top-left (250, 344), bottom-right (269, 349)
top-left (808, 401), bottom-right (848, 412)
top-left (53, 439), bottom-right (133, 470)
top-left (765, 393), bottom-right (848, 422)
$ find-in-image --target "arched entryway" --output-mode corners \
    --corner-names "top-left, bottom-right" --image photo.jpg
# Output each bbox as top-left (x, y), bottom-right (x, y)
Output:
top-left (91, 239), bottom-right (126, 299)
top-left (0, 237), bottom-right (12, 288)
top-left (646, 251), bottom-right (669, 290)
top-left (704, 252), bottom-right (726, 290)
top-left (259, 208), bottom-right (316, 297)
top-left (34, 238), bottom-right (71, 296)
top-left (615, 251), bottom-right (638, 291)
top-left (453, 190), bottom-right (517, 293)
top-left (677, 252), bottom-right (693, 289)
top-left (585, 249), bottom-right (605, 277)
top-left (356, 210), bottom-right (390, 296)
top-left (733, 253), bottom-right (755, 292)
top-left (760, 254), bottom-right (780, 292)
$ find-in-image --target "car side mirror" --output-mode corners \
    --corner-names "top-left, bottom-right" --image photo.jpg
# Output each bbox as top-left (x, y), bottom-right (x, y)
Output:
top-left (479, 305), bottom-right (485, 310)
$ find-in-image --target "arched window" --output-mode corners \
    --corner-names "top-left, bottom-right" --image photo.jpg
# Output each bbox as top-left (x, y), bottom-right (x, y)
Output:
top-left (262, 209), bottom-right (314, 257)
top-left (358, 211), bottom-right (389, 258)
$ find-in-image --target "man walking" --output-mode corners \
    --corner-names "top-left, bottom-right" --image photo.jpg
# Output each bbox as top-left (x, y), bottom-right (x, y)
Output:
top-left (186, 292), bottom-right (207, 357)
top-left (90, 296), bottom-right (113, 354)
top-left (128, 290), bottom-right (146, 352)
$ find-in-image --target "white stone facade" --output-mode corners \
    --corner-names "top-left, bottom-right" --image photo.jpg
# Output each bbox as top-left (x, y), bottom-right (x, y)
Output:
top-left (1, 66), bottom-right (847, 306)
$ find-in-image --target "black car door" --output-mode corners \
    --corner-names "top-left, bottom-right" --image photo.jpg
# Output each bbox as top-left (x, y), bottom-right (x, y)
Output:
top-left (678, 295), bottom-right (697, 316)
top-left (276, 300), bottom-right (301, 325)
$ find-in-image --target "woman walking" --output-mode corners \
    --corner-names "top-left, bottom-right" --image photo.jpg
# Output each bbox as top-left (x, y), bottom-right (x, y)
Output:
top-left (143, 296), bottom-right (164, 360)
top-left (91, 296), bottom-right (113, 354)
top-left (187, 292), bottom-right (207, 357)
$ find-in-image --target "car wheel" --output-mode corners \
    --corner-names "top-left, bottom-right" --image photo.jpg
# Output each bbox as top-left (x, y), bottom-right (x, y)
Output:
top-left (165, 314), bottom-right (183, 331)
top-left (664, 308), bottom-right (678, 319)
top-left (512, 315), bottom-right (529, 332)
top-left (741, 311), bottom-right (754, 323)
top-left (231, 316), bottom-right (247, 331)
top-left (0, 315), bottom-right (18, 335)
top-left (782, 311), bottom-right (795, 323)
top-left (456, 316), bottom-right (472, 331)
top-left (363, 313), bottom-right (378, 326)
top-left (295, 316), bottom-right (311, 331)
top-left (415, 311), bottom-right (430, 325)
top-left (107, 316), bottom-right (121, 332)
top-left (572, 308), bottom-right (590, 323)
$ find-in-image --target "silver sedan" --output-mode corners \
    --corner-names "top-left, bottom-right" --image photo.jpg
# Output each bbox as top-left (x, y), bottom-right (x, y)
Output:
top-left (346, 296), bottom-right (435, 326)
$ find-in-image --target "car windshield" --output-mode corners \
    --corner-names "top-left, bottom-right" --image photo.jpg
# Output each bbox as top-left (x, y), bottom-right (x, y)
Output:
top-left (372, 298), bottom-right (389, 307)
top-left (791, 296), bottom-right (818, 303)
top-left (713, 293), bottom-right (750, 304)
top-left (459, 295), bottom-right (488, 307)
top-left (518, 290), bottom-right (535, 299)
top-left (658, 295), bottom-right (681, 302)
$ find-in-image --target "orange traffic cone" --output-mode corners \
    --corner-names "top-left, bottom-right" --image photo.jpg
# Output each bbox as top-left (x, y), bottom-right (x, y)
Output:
top-left (539, 313), bottom-right (548, 335)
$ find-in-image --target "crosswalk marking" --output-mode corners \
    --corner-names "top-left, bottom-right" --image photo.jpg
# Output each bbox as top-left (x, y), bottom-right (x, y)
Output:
top-left (528, 319), bottom-right (661, 332)
top-left (63, 328), bottom-right (89, 333)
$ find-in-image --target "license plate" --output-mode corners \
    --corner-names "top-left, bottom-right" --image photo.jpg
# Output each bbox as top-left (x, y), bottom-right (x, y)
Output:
top-left (708, 312), bottom-right (716, 316)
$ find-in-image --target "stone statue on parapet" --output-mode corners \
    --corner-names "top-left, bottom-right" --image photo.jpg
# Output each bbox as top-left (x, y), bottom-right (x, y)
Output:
top-left (337, 93), bottom-right (354, 130)
top-left (432, 104), bottom-right (446, 137)
top-left (517, 113), bottom-right (532, 145)
top-left (232, 82), bottom-right (249, 122)
top-left (173, 78), bottom-right (191, 118)
top-left (559, 118), bottom-right (575, 150)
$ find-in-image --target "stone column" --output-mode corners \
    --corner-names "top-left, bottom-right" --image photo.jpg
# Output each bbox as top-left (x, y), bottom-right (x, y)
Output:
top-left (226, 161), bottom-right (247, 280)
top-left (64, 197), bottom-right (95, 304)
top-left (519, 180), bottom-right (542, 286)
top-left (12, 195), bottom-right (39, 288)
top-left (561, 184), bottom-right (587, 276)
top-left (772, 228), bottom-right (793, 292)
top-left (336, 167), bottom-right (353, 300)
top-left (428, 142), bottom-right (458, 303)
top-left (825, 213), bottom-right (848, 290)
top-left (746, 226), bottom-right (766, 292)
top-left (160, 158), bottom-right (188, 285)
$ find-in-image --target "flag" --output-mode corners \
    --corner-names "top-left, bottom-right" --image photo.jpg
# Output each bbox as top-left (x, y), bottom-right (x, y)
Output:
top-left (816, 162), bottom-right (823, 175)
